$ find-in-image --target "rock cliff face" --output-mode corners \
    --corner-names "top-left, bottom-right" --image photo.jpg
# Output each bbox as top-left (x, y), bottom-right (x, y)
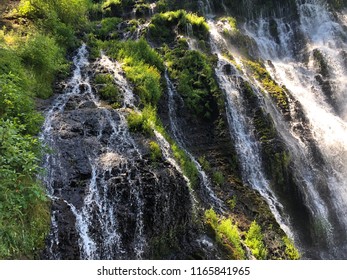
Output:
top-left (40, 45), bottom-right (216, 260)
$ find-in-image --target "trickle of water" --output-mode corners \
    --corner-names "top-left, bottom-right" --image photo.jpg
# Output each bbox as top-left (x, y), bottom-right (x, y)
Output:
top-left (185, 23), bottom-right (199, 50)
top-left (98, 55), bottom-right (136, 108)
top-left (165, 72), bottom-right (225, 213)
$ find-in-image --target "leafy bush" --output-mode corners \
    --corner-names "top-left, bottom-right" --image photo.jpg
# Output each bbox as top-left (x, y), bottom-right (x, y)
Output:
top-left (0, 120), bottom-right (50, 259)
top-left (149, 141), bottom-right (162, 162)
top-left (94, 17), bottom-right (122, 39)
top-left (118, 38), bottom-right (164, 72)
top-left (172, 143), bottom-right (199, 187)
top-left (148, 10), bottom-right (209, 44)
top-left (213, 171), bottom-right (225, 186)
top-left (19, 0), bottom-right (90, 28)
top-left (94, 73), bottom-right (121, 105)
top-left (0, 73), bottom-right (43, 135)
top-left (245, 221), bottom-right (268, 259)
top-left (103, 39), bottom-right (164, 106)
top-left (127, 106), bottom-right (156, 136)
top-left (205, 209), bottom-right (245, 259)
top-left (20, 33), bottom-right (67, 98)
top-left (165, 48), bottom-right (220, 119)
top-left (283, 236), bottom-right (300, 260)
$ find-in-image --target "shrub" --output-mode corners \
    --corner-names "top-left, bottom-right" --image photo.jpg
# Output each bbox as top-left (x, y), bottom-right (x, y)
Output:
top-left (213, 171), bottom-right (225, 186)
top-left (0, 73), bottom-right (43, 135)
top-left (172, 143), bottom-right (199, 187)
top-left (205, 209), bottom-right (245, 259)
top-left (94, 17), bottom-right (122, 39)
top-left (245, 221), bottom-right (268, 259)
top-left (0, 120), bottom-right (50, 259)
top-left (283, 236), bottom-right (300, 260)
top-left (148, 10), bottom-right (209, 44)
top-left (149, 141), bottom-right (162, 162)
top-left (245, 60), bottom-right (289, 112)
top-left (19, 0), bottom-right (90, 28)
top-left (95, 73), bottom-right (121, 104)
top-left (20, 33), bottom-right (67, 98)
top-left (127, 106), bottom-right (157, 136)
top-left (165, 48), bottom-right (220, 118)
top-left (123, 62), bottom-right (162, 106)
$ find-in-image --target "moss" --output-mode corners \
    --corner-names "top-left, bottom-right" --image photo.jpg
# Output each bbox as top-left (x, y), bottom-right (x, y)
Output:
top-left (172, 143), bottom-right (199, 187)
top-left (198, 156), bottom-right (211, 172)
top-left (245, 60), bottom-right (289, 112)
top-left (212, 171), bottom-right (225, 186)
top-left (313, 49), bottom-right (330, 77)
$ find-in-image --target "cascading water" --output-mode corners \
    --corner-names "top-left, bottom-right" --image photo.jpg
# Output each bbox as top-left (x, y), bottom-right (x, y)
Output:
top-left (242, 0), bottom-right (347, 258)
top-left (41, 45), bottom-right (148, 259)
top-left (207, 20), bottom-right (293, 238)
top-left (41, 44), bottom-right (201, 259)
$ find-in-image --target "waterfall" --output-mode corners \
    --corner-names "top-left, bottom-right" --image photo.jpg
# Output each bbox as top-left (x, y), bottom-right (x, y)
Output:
top-left (208, 20), bottom-right (293, 238)
top-left (41, 45), bottom-right (148, 259)
top-left (185, 23), bottom-right (199, 50)
top-left (98, 55), bottom-right (199, 211)
top-left (241, 0), bottom-right (347, 258)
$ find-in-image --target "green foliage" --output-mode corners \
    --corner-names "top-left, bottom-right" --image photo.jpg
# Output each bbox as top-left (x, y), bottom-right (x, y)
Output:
top-left (245, 60), bottom-right (289, 112)
top-left (313, 49), bottom-right (329, 77)
top-left (245, 221), bottom-right (268, 259)
top-left (0, 120), bottom-right (50, 259)
top-left (118, 38), bottom-right (164, 72)
top-left (104, 39), bottom-right (164, 106)
top-left (220, 16), bottom-right (238, 31)
top-left (149, 141), bottom-right (162, 162)
top-left (198, 156), bottom-right (211, 172)
top-left (205, 208), bottom-right (219, 229)
top-left (94, 17), bottom-right (122, 39)
top-left (172, 143), bottom-right (199, 187)
top-left (20, 33), bottom-right (67, 98)
top-left (19, 0), bottom-right (90, 28)
top-left (283, 236), bottom-right (300, 260)
top-left (212, 171), bottom-right (225, 186)
top-left (0, 73), bottom-right (43, 135)
top-left (148, 10), bottom-right (209, 44)
top-left (127, 106), bottom-right (156, 136)
top-left (123, 63), bottom-right (162, 106)
top-left (165, 48), bottom-right (220, 119)
top-left (94, 73), bottom-right (121, 106)
top-left (227, 196), bottom-right (237, 210)
top-left (205, 209), bottom-right (245, 259)
top-left (18, 0), bottom-right (91, 51)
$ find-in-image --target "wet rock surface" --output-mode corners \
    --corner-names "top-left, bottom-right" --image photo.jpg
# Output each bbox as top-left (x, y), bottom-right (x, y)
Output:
top-left (41, 46), bottom-right (215, 260)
